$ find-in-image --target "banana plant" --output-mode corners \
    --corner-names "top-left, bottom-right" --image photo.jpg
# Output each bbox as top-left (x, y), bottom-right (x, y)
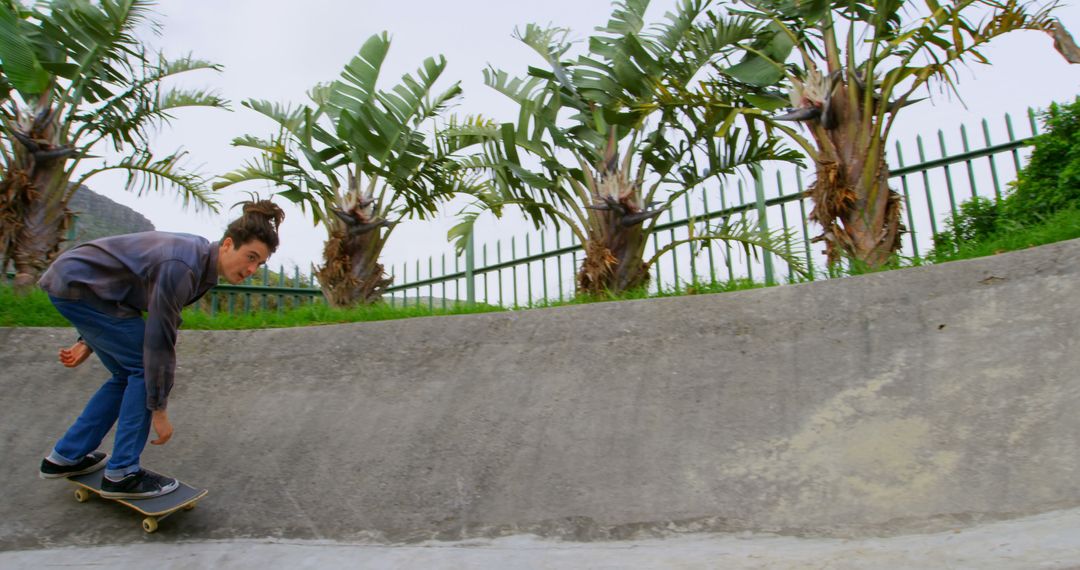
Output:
top-left (217, 33), bottom-right (474, 307)
top-left (448, 0), bottom-right (805, 296)
top-left (0, 0), bottom-right (226, 291)
top-left (699, 0), bottom-right (1080, 268)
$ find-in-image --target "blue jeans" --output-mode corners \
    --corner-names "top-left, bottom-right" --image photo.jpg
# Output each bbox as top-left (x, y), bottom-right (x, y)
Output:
top-left (48, 296), bottom-right (151, 479)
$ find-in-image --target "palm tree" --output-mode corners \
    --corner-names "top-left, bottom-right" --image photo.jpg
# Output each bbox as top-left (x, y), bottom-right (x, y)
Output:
top-left (701, 0), bottom-right (1079, 268)
top-left (218, 33), bottom-right (474, 307)
top-left (449, 0), bottom-right (805, 296)
top-left (0, 0), bottom-right (226, 291)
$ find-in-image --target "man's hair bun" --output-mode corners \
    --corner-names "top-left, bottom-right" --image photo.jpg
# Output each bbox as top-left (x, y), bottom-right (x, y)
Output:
top-left (223, 200), bottom-right (285, 253)
top-left (242, 200), bottom-right (285, 230)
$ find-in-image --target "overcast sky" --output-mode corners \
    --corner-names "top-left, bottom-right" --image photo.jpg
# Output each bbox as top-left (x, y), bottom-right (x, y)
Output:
top-left (83, 0), bottom-right (1080, 276)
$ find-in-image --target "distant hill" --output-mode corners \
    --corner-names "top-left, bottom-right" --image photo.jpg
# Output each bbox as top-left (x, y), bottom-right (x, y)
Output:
top-left (65, 185), bottom-right (155, 247)
top-left (2, 186), bottom-right (154, 275)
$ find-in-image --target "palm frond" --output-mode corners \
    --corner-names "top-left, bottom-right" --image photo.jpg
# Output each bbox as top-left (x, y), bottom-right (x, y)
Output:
top-left (647, 0), bottom-right (710, 56)
top-left (447, 208), bottom-right (481, 256)
top-left (440, 114), bottom-right (502, 153)
top-left (213, 160), bottom-right (284, 191)
top-left (242, 99), bottom-right (306, 137)
top-left (45, 0), bottom-right (157, 107)
top-left (515, 23), bottom-right (573, 63)
top-left (645, 213), bottom-right (808, 277)
top-left (684, 12), bottom-right (763, 68)
top-left (230, 134), bottom-right (281, 154)
top-left (481, 67), bottom-right (549, 108)
top-left (514, 24), bottom-right (578, 97)
top-left (326, 31), bottom-right (390, 121)
top-left (66, 51), bottom-right (225, 146)
top-left (159, 52), bottom-right (221, 76)
top-left (420, 81), bottom-right (463, 123)
top-left (375, 54), bottom-right (448, 126)
top-left (71, 148), bottom-right (219, 211)
top-left (157, 87), bottom-right (227, 112)
top-left (0, 1), bottom-right (49, 94)
top-left (722, 20), bottom-right (795, 87)
top-left (598, 0), bottom-right (649, 37)
top-left (75, 86), bottom-right (226, 151)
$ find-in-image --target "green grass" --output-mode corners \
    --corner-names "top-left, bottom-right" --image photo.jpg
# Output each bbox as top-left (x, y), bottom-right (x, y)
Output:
top-left (4, 209), bottom-right (1079, 330)
top-left (0, 275), bottom-right (775, 329)
top-left (926, 206), bottom-right (1080, 264)
top-left (0, 287), bottom-right (506, 330)
top-left (0, 286), bottom-right (68, 326)
top-left (524, 276), bottom-right (768, 310)
top-left (179, 299), bottom-right (504, 330)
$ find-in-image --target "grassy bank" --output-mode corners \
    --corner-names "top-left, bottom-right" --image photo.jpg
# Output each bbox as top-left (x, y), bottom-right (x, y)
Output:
top-left (927, 207), bottom-right (1080, 264)
top-left (3, 212), bottom-right (1077, 330)
top-left (0, 286), bottom-right (505, 329)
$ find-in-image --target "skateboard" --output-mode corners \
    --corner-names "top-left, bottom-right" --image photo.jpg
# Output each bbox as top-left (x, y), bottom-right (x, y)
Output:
top-left (67, 469), bottom-right (208, 533)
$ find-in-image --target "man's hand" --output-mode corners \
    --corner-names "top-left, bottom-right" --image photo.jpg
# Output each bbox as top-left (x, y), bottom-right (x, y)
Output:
top-left (58, 340), bottom-right (92, 368)
top-left (151, 410), bottom-right (173, 445)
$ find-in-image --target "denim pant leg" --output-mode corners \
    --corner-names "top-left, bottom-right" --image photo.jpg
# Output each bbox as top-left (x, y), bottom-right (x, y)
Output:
top-left (50, 297), bottom-right (151, 479)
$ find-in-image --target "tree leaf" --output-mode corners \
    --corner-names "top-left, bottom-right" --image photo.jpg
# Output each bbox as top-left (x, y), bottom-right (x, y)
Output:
top-left (0, 3), bottom-right (49, 94)
top-left (744, 92), bottom-right (789, 111)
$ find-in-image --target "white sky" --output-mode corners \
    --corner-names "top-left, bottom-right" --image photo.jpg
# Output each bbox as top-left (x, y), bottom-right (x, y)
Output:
top-left (83, 0), bottom-right (1080, 277)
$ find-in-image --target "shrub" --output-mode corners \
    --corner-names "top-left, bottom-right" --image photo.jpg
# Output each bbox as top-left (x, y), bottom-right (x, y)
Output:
top-left (1004, 97), bottom-right (1080, 223)
top-left (930, 197), bottom-right (1005, 259)
top-left (932, 97), bottom-right (1080, 258)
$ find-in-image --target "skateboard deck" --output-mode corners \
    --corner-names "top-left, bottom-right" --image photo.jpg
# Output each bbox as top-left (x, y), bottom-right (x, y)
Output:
top-left (67, 469), bottom-right (208, 533)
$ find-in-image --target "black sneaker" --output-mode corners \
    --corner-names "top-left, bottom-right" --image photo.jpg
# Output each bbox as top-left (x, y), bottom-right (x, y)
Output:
top-left (100, 469), bottom-right (179, 499)
top-left (39, 451), bottom-right (108, 479)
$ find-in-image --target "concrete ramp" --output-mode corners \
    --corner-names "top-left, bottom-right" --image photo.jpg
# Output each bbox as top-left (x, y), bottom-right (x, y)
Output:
top-left (2, 239), bottom-right (1079, 553)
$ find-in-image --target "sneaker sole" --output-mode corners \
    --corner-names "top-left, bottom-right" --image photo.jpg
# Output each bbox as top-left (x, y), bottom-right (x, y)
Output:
top-left (100, 481), bottom-right (180, 499)
top-left (39, 456), bottom-right (109, 480)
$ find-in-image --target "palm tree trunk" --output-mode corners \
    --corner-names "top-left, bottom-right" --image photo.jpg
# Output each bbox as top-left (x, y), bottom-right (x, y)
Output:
top-left (577, 212), bottom-right (650, 295)
top-left (1, 160), bottom-right (72, 293)
top-left (317, 227), bottom-right (392, 307)
top-left (806, 81), bottom-right (904, 269)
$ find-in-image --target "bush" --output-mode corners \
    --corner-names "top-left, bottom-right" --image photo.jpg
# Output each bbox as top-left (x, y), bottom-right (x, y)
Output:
top-left (931, 97), bottom-right (1080, 259)
top-left (930, 197), bottom-right (1005, 259)
top-left (997, 96), bottom-right (1080, 223)
top-left (1003, 97), bottom-right (1080, 224)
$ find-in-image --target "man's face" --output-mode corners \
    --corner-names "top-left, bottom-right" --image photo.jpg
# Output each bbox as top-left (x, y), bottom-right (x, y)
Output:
top-left (218, 238), bottom-right (270, 284)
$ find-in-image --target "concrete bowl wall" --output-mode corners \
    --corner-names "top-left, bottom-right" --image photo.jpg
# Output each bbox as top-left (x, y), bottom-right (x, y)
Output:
top-left (2, 239), bottom-right (1079, 549)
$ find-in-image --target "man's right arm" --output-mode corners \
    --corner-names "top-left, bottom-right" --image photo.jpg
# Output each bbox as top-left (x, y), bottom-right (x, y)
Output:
top-left (151, 409), bottom-right (173, 445)
top-left (142, 260), bottom-right (196, 412)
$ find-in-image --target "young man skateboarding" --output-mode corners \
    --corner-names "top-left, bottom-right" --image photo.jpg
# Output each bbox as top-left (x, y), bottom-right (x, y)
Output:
top-left (36, 200), bottom-right (285, 499)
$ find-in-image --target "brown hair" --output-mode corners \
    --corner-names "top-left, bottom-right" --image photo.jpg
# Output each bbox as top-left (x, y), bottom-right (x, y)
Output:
top-left (223, 200), bottom-right (285, 253)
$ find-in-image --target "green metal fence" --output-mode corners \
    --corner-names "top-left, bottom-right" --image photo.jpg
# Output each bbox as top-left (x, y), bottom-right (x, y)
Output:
top-left (2, 263), bottom-right (324, 317)
top-left (197, 264), bottom-right (323, 316)
top-left (384, 109), bottom-right (1041, 309)
top-left (10, 109), bottom-right (1039, 314)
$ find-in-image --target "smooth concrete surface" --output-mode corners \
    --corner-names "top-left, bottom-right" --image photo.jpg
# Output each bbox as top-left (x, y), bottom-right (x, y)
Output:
top-left (3, 507), bottom-right (1080, 569)
top-left (2, 238), bottom-right (1079, 565)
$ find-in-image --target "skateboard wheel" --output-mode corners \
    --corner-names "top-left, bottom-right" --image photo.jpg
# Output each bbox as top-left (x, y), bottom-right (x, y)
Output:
top-left (142, 517), bottom-right (159, 533)
top-left (183, 504), bottom-right (196, 511)
top-left (74, 488), bottom-right (91, 503)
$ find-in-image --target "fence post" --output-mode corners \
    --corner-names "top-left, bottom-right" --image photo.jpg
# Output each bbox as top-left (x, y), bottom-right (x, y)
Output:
top-left (67, 214), bottom-right (78, 243)
top-left (753, 165), bottom-right (775, 286)
top-left (465, 230), bottom-right (476, 306)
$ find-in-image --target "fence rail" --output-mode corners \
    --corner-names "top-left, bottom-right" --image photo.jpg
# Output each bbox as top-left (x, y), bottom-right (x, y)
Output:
top-left (385, 110), bottom-right (1040, 309)
top-left (195, 264), bottom-right (323, 317)
top-left (5, 109), bottom-right (1043, 315)
top-left (3, 264), bottom-right (325, 317)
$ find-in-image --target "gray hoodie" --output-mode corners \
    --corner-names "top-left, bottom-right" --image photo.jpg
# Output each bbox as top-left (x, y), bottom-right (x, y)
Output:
top-left (39, 232), bottom-right (220, 410)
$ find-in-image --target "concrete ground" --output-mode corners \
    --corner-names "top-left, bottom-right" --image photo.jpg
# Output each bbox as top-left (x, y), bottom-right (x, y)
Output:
top-left (2, 239), bottom-right (1079, 567)
top-left (4, 507), bottom-right (1080, 568)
